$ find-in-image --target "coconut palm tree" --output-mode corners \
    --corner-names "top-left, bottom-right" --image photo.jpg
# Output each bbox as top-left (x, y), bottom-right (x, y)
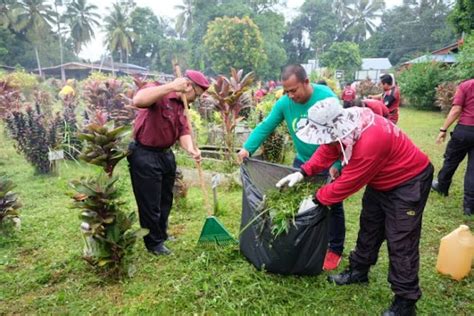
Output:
top-left (63, 0), bottom-right (100, 55)
top-left (344, 0), bottom-right (385, 43)
top-left (174, 0), bottom-right (193, 38)
top-left (103, 2), bottom-right (134, 64)
top-left (10, 0), bottom-right (55, 77)
top-left (0, 0), bottom-right (20, 28)
top-left (333, 0), bottom-right (355, 23)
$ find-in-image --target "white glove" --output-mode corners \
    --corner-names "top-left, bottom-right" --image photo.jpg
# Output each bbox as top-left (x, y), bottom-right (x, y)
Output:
top-left (276, 172), bottom-right (304, 188)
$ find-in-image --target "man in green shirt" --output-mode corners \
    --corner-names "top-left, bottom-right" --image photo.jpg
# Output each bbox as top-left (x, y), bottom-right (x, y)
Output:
top-left (238, 64), bottom-right (346, 270)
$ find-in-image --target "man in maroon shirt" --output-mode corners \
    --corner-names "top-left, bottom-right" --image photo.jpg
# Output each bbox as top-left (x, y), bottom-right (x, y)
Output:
top-left (369, 74), bottom-right (400, 124)
top-left (341, 82), bottom-right (356, 108)
top-left (432, 78), bottom-right (474, 216)
top-left (129, 70), bottom-right (210, 255)
top-left (276, 97), bottom-right (433, 315)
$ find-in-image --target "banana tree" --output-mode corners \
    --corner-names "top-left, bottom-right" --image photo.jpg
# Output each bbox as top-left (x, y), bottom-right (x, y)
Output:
top-left (205, 68), bottom-right (255, 163)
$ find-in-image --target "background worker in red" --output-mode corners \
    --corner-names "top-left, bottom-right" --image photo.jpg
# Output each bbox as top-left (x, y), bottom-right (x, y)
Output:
top-left (129, 70), bottom-right (209, 256)
top-left (341, 82), bottom-right (356, 108)
top-left (432, 78), bottom-right (474, 216)
top-left (369, 74), bottom-right (400, 124)
top-left (354, 98), bottom-right (389, 118)
top-left (277, 97), bottom-right (433, 316)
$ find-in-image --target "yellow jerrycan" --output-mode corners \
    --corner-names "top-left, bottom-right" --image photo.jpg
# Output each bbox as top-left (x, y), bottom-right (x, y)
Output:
top-left (436, 225), bottom-right (474, 280)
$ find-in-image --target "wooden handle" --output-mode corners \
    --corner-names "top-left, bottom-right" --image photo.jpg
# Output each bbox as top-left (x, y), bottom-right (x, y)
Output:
top-left (173, 60), bottom-right (212, 216)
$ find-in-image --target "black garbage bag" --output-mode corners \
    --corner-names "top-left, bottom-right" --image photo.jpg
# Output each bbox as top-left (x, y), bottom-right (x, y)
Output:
top-left (239, 158), bottom-right (329, 275)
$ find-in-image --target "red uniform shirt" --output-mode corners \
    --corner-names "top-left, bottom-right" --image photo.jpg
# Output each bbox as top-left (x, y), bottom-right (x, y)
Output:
top-left (383, 86), bottom-right (400, 124)
top-left (341, 87), bottom-right (356, 101)
top-left (364, 99), bottom-right (389, 117)
top-left (133, 82), bottom-right (191, 148)
top-left (453, 79), bottom-right (474, 126)
top-left (301, 115), bottom-right (430, 205)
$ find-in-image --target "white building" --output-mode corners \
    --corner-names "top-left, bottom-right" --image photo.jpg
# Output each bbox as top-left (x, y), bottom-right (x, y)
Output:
top-left (355, 58), bottom-right (392, 82)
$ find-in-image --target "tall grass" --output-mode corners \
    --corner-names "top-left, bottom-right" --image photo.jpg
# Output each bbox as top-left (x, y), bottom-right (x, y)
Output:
top-left (0, 108), bottom-right (472, 314)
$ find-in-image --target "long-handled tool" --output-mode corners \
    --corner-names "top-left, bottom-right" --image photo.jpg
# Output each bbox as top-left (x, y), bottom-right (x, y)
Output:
top-left (172, 60), bottom-right (235, 245)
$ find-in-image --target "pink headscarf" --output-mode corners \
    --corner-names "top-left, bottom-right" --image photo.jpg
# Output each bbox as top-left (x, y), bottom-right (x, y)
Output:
top-left (339, 107), bottom-right (374, 165)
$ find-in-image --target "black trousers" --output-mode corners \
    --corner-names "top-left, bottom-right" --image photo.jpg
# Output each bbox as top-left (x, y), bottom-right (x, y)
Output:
top-left (127, 142), bottom-right (176, 251)
top-left (437, 124), bottom-right (474, 209)
top-left (349, 164), bottom-right (433, 301)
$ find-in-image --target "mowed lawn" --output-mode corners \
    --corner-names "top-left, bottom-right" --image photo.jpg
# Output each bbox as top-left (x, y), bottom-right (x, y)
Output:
top-left (0, 107), bottom-right (472, 315)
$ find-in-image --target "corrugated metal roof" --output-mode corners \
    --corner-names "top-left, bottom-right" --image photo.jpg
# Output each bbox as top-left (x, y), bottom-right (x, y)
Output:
top-left (403, 54), bottom-right (457, 65)
top-left (35, 62), bottom-right (148, 72)
top-left (360, 58), bottom-right (392, 70)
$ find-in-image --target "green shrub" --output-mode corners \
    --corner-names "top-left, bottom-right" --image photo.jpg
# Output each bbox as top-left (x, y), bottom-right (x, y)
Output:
top-left (455, 34), bottom-right (474, 81)
top-left (0, 70), bottom-right (39, 97)
top-left (398, 62), bottom-right (455, 110)
top-left (247, 92), bottom-right (288, 163)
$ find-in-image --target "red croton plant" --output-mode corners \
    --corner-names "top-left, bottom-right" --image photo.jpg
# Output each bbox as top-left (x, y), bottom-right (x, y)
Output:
top-left (82, 79), bottom-right (135, 125)
top-left (0, 79), bottom-right (22, 119)
top-left (204, 68), bottom-right (255, 163)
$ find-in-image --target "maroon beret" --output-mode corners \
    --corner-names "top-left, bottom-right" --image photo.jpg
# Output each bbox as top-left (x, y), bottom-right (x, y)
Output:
top-left (185, 70), bottom-right (210, 90)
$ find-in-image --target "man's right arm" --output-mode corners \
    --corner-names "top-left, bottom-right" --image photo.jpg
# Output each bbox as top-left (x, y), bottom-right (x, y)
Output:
top-left (133, 78), bottom-right (189, 108)
top-left (242, 101), bottom-right (285, 155)
top-left (436, 105), bottom-right (463, 144)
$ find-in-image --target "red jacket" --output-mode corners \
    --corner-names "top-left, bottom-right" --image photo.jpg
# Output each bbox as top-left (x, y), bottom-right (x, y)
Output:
top-left (364, 99), bottom-right (389, 117)
top-left (301, 115), bottom-right (430, 205)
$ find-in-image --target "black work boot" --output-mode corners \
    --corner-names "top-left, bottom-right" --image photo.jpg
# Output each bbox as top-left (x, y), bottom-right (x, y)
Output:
top-left (327, 267), bottom-right (369, 285)
top-left (431, 180), bottom-right (449, 196)
top-left (382, 296), bottom-right (417, 316)
top-left (148, 243), bottom-right (171, 256)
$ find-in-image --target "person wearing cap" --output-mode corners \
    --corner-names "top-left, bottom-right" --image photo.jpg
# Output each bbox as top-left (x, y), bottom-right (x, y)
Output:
top-left (129, 70), bottom-right (210, 256)
top-left (276, 97), bottom-right (433, 315)
top-left (238, 64), bottom-right (347, 271)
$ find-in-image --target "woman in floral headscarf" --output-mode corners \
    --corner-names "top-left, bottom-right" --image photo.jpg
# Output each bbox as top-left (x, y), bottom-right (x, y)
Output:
top-left (276, 97), bottom-right (433, 316)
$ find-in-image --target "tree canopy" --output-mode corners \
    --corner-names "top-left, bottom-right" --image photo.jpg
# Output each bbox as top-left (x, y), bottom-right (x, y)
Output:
top-left (0, 0), bottom-right (470, 80)
top-left (204, 16), bottom-right (267, 76)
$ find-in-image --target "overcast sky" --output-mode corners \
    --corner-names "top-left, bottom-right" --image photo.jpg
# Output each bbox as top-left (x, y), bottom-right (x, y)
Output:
top-left (78, 0), bottom-right (404, 61)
